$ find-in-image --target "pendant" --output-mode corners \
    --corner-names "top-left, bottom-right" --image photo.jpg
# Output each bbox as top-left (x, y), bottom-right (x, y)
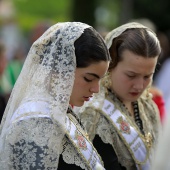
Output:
top-left (144, 132), bottom-right (152, 148)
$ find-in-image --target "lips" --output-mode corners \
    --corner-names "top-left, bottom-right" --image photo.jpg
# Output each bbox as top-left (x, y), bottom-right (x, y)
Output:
top-left (130, 92), bottom-right (139, 96)
top-left (83, 96), bottom-right (92, 101)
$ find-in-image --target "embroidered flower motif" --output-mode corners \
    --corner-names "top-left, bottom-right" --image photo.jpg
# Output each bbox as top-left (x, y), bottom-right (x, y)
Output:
top-left (117, 116), bottom-right (131, 134)
top-left (76, 131), bottom-right (87, 150)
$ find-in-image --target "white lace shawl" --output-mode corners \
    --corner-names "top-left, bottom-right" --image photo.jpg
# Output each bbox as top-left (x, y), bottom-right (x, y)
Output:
top-left (105, 22), bottom-right (149, 49)
top-left (0, 22), bottom-right (90, 169)
top-left (77, 85), bottom-right (160, 169)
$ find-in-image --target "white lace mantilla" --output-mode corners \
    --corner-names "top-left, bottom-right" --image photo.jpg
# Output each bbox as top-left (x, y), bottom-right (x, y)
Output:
top-left (0, 22), bottom-right (92, 169)
top-left (1, 99), bottom-right (105, 170)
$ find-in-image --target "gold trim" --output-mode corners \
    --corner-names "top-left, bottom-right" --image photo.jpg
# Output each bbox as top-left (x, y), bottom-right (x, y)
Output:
top-left (98, 96), bottom-right (151, 165)
top-left (65, 114), bottom-right (104, 169)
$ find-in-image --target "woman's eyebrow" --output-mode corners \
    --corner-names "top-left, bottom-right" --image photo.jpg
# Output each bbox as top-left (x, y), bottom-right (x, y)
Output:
top-left (127, 71), bottom-right (154, 76)
top-left (86, 73), bottom-right (100, 79)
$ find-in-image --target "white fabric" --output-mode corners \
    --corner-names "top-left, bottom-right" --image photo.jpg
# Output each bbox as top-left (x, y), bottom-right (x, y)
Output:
top-left (0, 22), bottom-right (91, 169)
top-left (105, 22), bottom-right (148, 49)
top-left (66, 115), bottom-right (105, 170)
top-left (150, 115), bottom-right (170, 170)
top-left (8, 100), bottom-right (105, 170)
top-left (102, 99), bottom-right (150, 170)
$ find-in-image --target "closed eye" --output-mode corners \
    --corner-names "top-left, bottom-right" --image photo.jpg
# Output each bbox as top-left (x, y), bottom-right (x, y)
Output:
top-left (84, 77), bottom-right (93, 82)
top-left (127, 75), bottom-right (136, 78)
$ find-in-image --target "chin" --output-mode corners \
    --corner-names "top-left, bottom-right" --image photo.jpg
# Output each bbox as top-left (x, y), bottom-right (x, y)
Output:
top-left (72, 101), bottom-right (84, 107)
top-left (131, 96), bottom-right (139, 102)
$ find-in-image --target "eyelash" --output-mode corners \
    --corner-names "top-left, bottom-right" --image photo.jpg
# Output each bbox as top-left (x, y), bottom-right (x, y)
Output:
top-left (127, 75), bottom-right (135, 78)
top-left (84, 77), bottom-right (92, 82)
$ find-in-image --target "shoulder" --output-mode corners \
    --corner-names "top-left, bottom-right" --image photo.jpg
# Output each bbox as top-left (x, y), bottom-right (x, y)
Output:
top-left (139, 95), bottom-right (161, 126)
top-left (11, 100), bottom-right (52, 123)
top-left (139, 94), bottom-right (159, 113)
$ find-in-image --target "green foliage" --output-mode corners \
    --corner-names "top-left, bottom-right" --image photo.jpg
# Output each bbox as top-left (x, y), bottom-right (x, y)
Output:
top-left (13, 0), bottom-right (73, 33)
top-left (12, 0), bottom-right (170, 34)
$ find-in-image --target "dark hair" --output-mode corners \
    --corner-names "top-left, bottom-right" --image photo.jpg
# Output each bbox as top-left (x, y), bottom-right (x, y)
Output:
top-left (109, 28), bottom-right (161, 70)
top-left (75, 27), bottom-right (111, 68)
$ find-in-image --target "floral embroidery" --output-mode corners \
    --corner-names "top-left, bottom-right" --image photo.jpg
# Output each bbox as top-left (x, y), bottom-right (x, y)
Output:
top-left (75, 131), bottom-right (87, 150)
top-left (117, 116), bottom-right (131, 134)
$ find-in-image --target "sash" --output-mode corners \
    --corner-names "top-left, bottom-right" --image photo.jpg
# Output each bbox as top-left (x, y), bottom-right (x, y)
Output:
top-left (101, 99), bottom-right (151, 170)
top-left (65, 114), bottom-right (105, 170)
top-left (12, 101), bottom-right (105, 170)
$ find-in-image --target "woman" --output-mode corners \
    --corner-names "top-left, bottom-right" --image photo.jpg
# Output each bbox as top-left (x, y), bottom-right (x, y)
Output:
top-left (0, 22), bottom-right (111, 169)
top-left (78, 22), bottom-right (161, 170)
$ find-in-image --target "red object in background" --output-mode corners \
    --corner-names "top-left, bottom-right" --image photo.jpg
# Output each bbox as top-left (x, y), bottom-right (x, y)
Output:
top-left (153, 95), bottom-right (166, 123)
top-left (150, 86), bottom-right (166, 124)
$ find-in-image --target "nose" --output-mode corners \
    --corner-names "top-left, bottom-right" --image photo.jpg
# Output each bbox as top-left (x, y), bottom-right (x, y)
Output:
top-left (133, 78), bottom-right (144, 91)
top-left (90, 82), bottom-right (100, 93)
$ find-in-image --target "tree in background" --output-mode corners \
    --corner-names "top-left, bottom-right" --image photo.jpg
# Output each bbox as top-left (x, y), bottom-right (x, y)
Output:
top-left (3, 0), bottom-right (170, 38)
top-left (72, 0), bottom-right (96, 27)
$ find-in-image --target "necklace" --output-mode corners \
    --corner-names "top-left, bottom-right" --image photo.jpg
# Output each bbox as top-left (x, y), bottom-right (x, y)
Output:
top-left (121, 101), bottom-right (144, 135)
top-left (109, 90), bottom-right (144, 135)
top-left (109, 90), bottom-right (153, 148)
top-left (121, 100), bottom-right (153, 148)
top-left (133, 101), bottom-right (144, 135)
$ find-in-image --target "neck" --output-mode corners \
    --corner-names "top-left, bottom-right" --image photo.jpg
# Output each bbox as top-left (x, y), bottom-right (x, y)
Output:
top-left (109, 90), bottom-right (135, 117)
top-left (124, 102), bottom-right (134, 117)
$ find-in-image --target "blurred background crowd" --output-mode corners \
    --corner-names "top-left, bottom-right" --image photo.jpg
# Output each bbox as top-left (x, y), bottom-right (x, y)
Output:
top-left (0, 0), bottom-right (170, 120)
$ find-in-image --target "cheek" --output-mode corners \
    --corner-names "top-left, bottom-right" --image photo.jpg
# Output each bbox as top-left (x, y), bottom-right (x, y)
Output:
top-left (116, 74), bottom-right (129, 85)
top-left (73, 79), bottom-right (87, 93)
top-left (144, 79), bottom-right (152, 88)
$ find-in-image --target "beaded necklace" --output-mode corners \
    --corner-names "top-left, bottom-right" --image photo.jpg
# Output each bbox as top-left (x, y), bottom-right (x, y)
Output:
top-left (132, 101), bottom-right (144, 135)
top-left (108, 89), bottom-right (154, 149)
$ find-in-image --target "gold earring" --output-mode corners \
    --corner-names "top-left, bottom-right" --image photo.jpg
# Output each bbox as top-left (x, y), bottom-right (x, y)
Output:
top-left (145, 87), bottom-right (152, 99)
top-left (101, 72), bottom-right (112, 89)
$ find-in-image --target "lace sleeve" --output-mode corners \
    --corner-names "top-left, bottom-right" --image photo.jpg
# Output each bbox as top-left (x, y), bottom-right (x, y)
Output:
top-left (1, 116), bottom-right (62, 170)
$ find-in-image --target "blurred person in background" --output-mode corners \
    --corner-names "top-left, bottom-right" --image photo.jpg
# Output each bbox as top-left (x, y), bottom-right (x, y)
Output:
top-left (153, 31), bottom-right (170, 80)
top-left (154, 32), bottom-right (170, 115)
top-left (28, 20), bottom-right (52, 47)
top-left (0, 0), bottom-right (26, 100)
top-left (0, 0), bottom-right (24, 61)
top-left (149, 85), bottom-right (166, 123)
top-left (78, 22), bottom-right (161, 170)
top-left (0, 40), bottom-right (9, 123)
